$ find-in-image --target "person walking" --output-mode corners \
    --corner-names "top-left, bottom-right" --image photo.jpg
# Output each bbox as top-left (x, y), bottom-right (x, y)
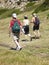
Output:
top-left (22, 15), bottom-right (32, 41)
top-left (31, 13), bottom-right (40, 39)
top-left (9, 13), bottom-right (22, 50)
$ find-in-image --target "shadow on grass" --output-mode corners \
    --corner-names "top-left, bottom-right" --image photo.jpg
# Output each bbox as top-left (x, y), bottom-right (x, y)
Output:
top-left (21, 37), bottom-right (40, 42)
top-left (32, 36), bottom-right (40, 39)
top-left (0, 43), bottom-right (16, 50)
top-left (21, 39), bottom-right (29, 42)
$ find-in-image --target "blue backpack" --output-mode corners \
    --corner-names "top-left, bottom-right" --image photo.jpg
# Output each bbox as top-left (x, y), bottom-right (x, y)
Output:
top-left (12, 21), bottom-right (20, 33)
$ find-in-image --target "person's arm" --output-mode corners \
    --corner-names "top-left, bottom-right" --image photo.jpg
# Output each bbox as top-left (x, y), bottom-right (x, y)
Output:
top-left (31, 17), bottom-right (35, 23)
top-left (9, 27), bottom-right (12, 37)
top-left (9, 21), bottom-right (12, 37)
top-left (20, 23), bottom-right (25, 34)
top-left (18, 19), bottom-right (22, 29)
top-left (22, 20), bottom-right (24, 26)
top-left (18, 20), bottom-right (25, 34)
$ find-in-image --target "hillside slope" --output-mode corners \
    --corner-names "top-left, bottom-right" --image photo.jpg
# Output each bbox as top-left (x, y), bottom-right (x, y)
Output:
top-left (0, 9), bottom-right (49, 65)
top-left (33, 0), bottom-right (49, 13)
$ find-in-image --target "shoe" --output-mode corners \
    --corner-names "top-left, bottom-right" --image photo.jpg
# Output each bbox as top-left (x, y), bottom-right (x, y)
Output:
top-left (16, 46), bottom-right (22, 51)
top-left (19, 47), bottom-right (22, 50)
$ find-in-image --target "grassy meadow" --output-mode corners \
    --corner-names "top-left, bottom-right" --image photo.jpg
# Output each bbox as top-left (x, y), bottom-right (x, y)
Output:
top-left (0, 10), bottom-right (49, 65)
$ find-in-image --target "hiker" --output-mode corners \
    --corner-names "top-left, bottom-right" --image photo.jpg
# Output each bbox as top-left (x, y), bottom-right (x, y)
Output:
top-left (31, 13), bottom-right (40, 39)
top-left (9, 13), bottom-right (22, 50)
top-left (22, 15), bottom-right (32, 41)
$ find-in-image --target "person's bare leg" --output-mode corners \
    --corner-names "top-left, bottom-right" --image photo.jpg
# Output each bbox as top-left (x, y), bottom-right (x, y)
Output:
top-left (34, 31), bottom-right (37, 37)
top-left (13, 36), bottom-right (21, 50)
top-left (37, 30), bottom-right (40, 37)
top-left (28, 34), bottom-right (32, 41)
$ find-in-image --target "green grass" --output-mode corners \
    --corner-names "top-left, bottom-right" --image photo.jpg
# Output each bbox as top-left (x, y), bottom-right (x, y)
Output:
top-left (33, 0), bottom-right (49, 13)
top-left (0, 9), bottom-right (49, 65)
top-left (0, 8), bottom-right (22, 19)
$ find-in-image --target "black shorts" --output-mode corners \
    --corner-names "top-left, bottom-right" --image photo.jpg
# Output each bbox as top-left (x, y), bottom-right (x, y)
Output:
top-left (23, 25), bottom-right (29, 35)
top-left (33, 24), bottom-right (39, 31)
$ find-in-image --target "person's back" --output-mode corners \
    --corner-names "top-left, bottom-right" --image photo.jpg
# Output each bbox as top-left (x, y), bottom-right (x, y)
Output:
top-left (22, 15), bottom-right (31, 41)
top-left (31, 13), bottom-right (40, 39)
top-left (23, 19), bottom-right (30, 26)
top-left (12, 19), bottom-right (21, 33)
top-left (9, 13), bottom-right (22, 50)
top-left (34, 17), bottom-right (40, 26)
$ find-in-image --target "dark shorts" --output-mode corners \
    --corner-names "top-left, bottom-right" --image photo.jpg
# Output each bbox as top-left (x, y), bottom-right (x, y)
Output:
top-left (23, 25), bottom-right (29, 35)
top-left (33, 24), bottom-right (39, 31)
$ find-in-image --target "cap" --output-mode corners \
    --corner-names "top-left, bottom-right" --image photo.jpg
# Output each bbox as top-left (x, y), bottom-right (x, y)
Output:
top-left (33, 13), bottom-right (37, 17)
top-left (12, 13), bottom-right (17, 18)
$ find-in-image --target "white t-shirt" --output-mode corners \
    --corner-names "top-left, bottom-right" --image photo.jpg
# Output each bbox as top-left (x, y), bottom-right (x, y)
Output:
top-left (23, 19), bottom-right (30, 26)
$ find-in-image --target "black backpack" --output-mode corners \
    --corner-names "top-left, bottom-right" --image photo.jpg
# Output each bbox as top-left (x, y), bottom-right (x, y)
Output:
top-left (34, 17), bottom-right (40, 25)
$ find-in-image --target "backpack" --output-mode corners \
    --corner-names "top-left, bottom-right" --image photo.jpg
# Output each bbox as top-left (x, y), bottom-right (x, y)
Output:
top-left (34, 17), bottom-right (40, 25)
top-left (12, 21), bottom-right (20, 33)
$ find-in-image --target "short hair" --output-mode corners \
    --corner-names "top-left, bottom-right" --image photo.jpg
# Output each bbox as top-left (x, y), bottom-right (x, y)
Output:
top-left (24, 15), bottom-right (28, 19)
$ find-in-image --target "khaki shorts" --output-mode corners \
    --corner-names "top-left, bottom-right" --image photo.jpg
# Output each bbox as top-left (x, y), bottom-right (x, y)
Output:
top-left (12, 31), bottom-right (20, 42)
